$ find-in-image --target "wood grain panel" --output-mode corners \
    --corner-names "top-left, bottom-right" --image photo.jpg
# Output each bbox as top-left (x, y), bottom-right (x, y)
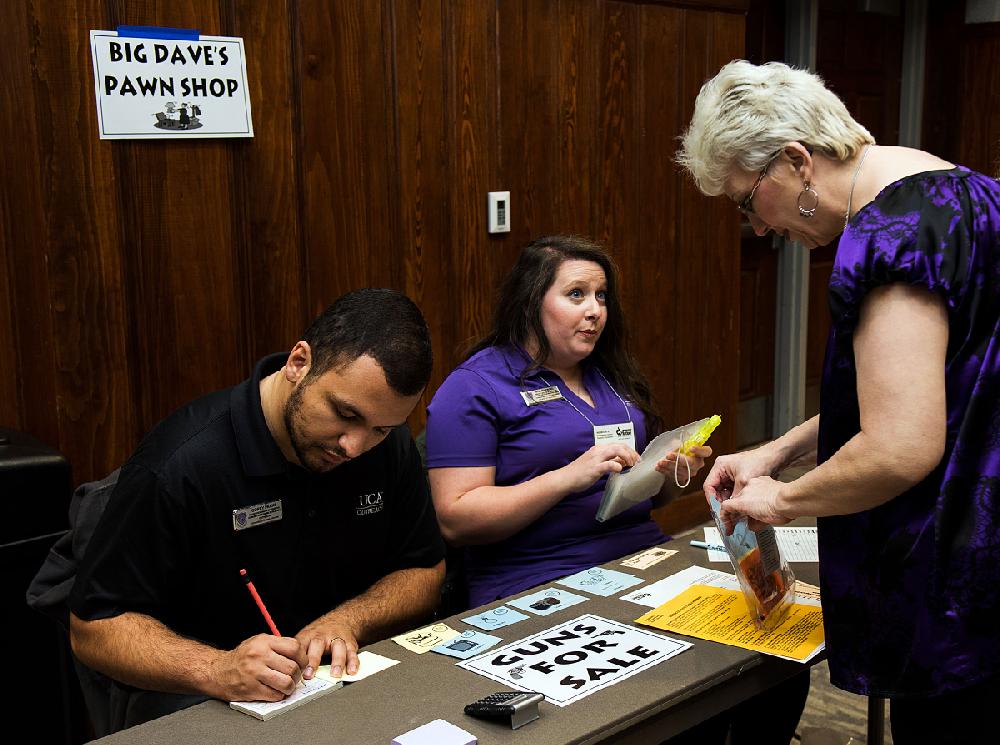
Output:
top-left (38, 0), bottom-right (138, 479)
top-left (922, 2), bottom-right (964, 165)
top-left (231, 0), bottom-right (305, 360)
top-left (738, 234), bottom-right (776, 400)
top-left (556, 0), bottom-right (601, 236)
top-left (298, 0), bottom-right (399, 315)
top-left (113, 2), bottom-right (242, 434)
top-left (673, 9), bottom-right (741, 440)
top-left (495, 0), bottom-right (563, 247)
top-left (636, 3), bottom-right (684, 423)
top-left (0, 0), bottom-right (41, 433)
top-left (3, 0), bottom-right (140, 480)
top-left (393, 0), bottom-right (452, 432)
top-left (655, 6), bottom-right (744, 533)
top-left (0, 0), bottom-right (755, 499)
top-left (816, 1), bottom-right (902, 146)
top-left (595, 2), bottom-right (638, 258)
top-left (447, 0), bottom-right (500, 345)
top-left (498, 0), bottom-right (562, 248)
top-left (958, 24), bottom-right (1000, 176)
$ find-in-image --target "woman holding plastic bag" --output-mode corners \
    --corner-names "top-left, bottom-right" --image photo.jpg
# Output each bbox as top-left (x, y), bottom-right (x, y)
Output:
top-left (425, 235), bottom-right (711, 605)
top-left (426, 235), bottom-right (807, 744)
top-left (681, 60), bottom-right (1000, 745)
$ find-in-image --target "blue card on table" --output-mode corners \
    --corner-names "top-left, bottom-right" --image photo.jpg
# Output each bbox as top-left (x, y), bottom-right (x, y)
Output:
top-left (556, 567), bottom-right (644, 596)
top-left (508, 587), bottom-right (588, 616)
top-left (462, 605), bottom-right (530, 630)
top-left (431, 630), bottom-right (503, 659)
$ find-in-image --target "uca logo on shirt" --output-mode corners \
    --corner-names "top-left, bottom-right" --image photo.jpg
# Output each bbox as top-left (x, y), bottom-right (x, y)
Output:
top-left (356, 491), bottom-right (384, 516)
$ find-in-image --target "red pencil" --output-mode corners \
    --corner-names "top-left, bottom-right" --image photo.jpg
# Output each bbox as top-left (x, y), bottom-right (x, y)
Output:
top-left (240, 568), bottom-right (281, 636)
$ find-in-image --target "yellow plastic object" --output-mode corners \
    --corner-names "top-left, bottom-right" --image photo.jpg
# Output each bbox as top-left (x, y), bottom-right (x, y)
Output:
top-left (678, 414), bottom-right (721, 455)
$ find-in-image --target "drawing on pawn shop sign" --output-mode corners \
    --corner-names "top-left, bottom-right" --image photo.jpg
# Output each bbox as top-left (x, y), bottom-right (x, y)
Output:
top-left (154, 101), bottom-right (203, 130)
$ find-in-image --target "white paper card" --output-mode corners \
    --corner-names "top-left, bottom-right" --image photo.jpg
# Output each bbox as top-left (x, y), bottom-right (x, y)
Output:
top-left (316, 650), bottom-right (400, 683)
top-left (620, 565), bottom-right (739, 608)
top-left (228, 677), bottom-right (339, 720)
top-left (703, 526), bottom-right (819, 562)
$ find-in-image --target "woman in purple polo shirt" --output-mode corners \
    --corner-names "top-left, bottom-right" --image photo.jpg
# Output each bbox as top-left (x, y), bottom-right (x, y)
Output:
top-left (680, 60), bottom-right (1000, 744)
top-left (425, 235), bottom-right (710, 607)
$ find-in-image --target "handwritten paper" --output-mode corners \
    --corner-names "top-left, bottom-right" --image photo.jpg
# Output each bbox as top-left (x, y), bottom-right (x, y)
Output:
top-left (621, 546), bottom-right (677, 569)
top-left (793, 581), bottom-right (821, 603)
top-left (229, 677), bottom-right (340, 720)
top-left (635, 585), bottom-right (825, 662)
top-left (392, 623), bottom-right (460, 654)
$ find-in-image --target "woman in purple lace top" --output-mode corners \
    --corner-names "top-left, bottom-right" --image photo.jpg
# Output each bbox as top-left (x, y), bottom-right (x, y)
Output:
top-left (679, 60), bottom-right (1000, 744)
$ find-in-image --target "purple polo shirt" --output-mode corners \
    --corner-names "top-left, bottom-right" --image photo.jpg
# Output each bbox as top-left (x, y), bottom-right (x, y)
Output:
top-left (426, 345), bottom-right (665, 606)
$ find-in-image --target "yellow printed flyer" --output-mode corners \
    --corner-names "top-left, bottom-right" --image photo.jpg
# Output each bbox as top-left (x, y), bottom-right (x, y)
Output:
top-left (634, 585), bottom-right (825, 662)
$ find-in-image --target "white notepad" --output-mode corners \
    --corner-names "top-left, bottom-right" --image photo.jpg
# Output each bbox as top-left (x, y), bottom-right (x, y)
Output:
top-left (228, 677), bottom-right (341, 720)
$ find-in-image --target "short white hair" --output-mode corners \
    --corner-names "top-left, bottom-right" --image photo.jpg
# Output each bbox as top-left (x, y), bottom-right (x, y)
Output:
top-left (676, 60), bottom-right (875, 196)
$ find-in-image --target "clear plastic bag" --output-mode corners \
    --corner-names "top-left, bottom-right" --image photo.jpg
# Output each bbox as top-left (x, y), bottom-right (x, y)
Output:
top-left (596, 415), bottom-right (718, 522)
top-left (707, 486), bottom-right (796, 630)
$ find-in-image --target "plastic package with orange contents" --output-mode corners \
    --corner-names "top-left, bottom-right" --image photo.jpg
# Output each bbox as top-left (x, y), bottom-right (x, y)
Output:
top-left (707, 486), bottom-right (796, 630)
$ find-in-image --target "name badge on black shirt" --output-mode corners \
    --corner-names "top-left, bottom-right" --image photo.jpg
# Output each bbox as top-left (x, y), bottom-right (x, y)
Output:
top-left (232, 499), bottom-right (283, 531)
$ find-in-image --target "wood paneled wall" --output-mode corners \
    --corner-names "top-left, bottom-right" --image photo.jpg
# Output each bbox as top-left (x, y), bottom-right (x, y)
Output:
top-left (2, 1), bottom-right (745, 530)
top-left (955, 22), bottom-right (1000, 176)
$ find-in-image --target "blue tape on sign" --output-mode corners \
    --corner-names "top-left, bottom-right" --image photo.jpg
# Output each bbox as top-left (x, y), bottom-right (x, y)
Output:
top-left (116, 26), bottom-right (201, 41)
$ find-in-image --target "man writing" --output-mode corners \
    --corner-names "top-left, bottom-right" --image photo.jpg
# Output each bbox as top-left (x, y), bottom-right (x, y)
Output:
top-left (69, 289), bottom-right (445, 731)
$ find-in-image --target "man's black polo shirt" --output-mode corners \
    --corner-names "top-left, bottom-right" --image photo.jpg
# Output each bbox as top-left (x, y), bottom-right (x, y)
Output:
top-left (70, 354), bottom-right (445, 650)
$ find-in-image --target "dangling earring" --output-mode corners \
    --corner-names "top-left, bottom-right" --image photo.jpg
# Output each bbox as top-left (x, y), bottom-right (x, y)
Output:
top-left (797, 182), bottom-right (819, 218)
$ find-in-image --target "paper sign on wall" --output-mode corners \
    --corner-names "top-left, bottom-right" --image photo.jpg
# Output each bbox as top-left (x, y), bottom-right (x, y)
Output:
top-left (457, 614), bottom-right (690, 707)
top-left (89, 28), bottom-right (253, 139)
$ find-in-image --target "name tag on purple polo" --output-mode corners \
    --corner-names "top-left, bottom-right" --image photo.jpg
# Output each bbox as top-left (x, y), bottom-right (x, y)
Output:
top-left (593, 422), bottom-right (636, 450)
top-left (520, 385), bottom-right (564, 406)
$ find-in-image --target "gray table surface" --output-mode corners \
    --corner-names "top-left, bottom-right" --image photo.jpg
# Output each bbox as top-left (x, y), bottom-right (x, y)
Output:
top-left (92, 524), bottom-right (820, 745)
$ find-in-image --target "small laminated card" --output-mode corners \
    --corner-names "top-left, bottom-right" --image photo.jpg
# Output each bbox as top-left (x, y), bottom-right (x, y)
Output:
top-left (556, 566), bottom-right (644, 596)
top-left (462, 605), bottom-right (530, 630)
top-left (431, 630), bottom-right (503, 659)
top-left (507, 587), bottom-right (588, 616)
top-left (392, 622), bottom-right (460, 654)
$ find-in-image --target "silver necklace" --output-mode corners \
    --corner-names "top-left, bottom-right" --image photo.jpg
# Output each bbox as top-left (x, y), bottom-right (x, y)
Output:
top-left (844, 144), bottom-right (873, 231)
top-left (538, 369), bottom-right (632, 427)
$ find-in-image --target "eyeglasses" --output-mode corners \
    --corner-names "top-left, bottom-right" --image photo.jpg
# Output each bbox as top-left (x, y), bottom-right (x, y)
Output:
top-left (737, 153), bottom-right (779, 216)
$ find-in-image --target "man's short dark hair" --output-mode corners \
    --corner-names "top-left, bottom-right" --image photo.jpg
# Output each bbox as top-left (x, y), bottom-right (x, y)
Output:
top-left (302, 289), bottom-right (432, 396)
